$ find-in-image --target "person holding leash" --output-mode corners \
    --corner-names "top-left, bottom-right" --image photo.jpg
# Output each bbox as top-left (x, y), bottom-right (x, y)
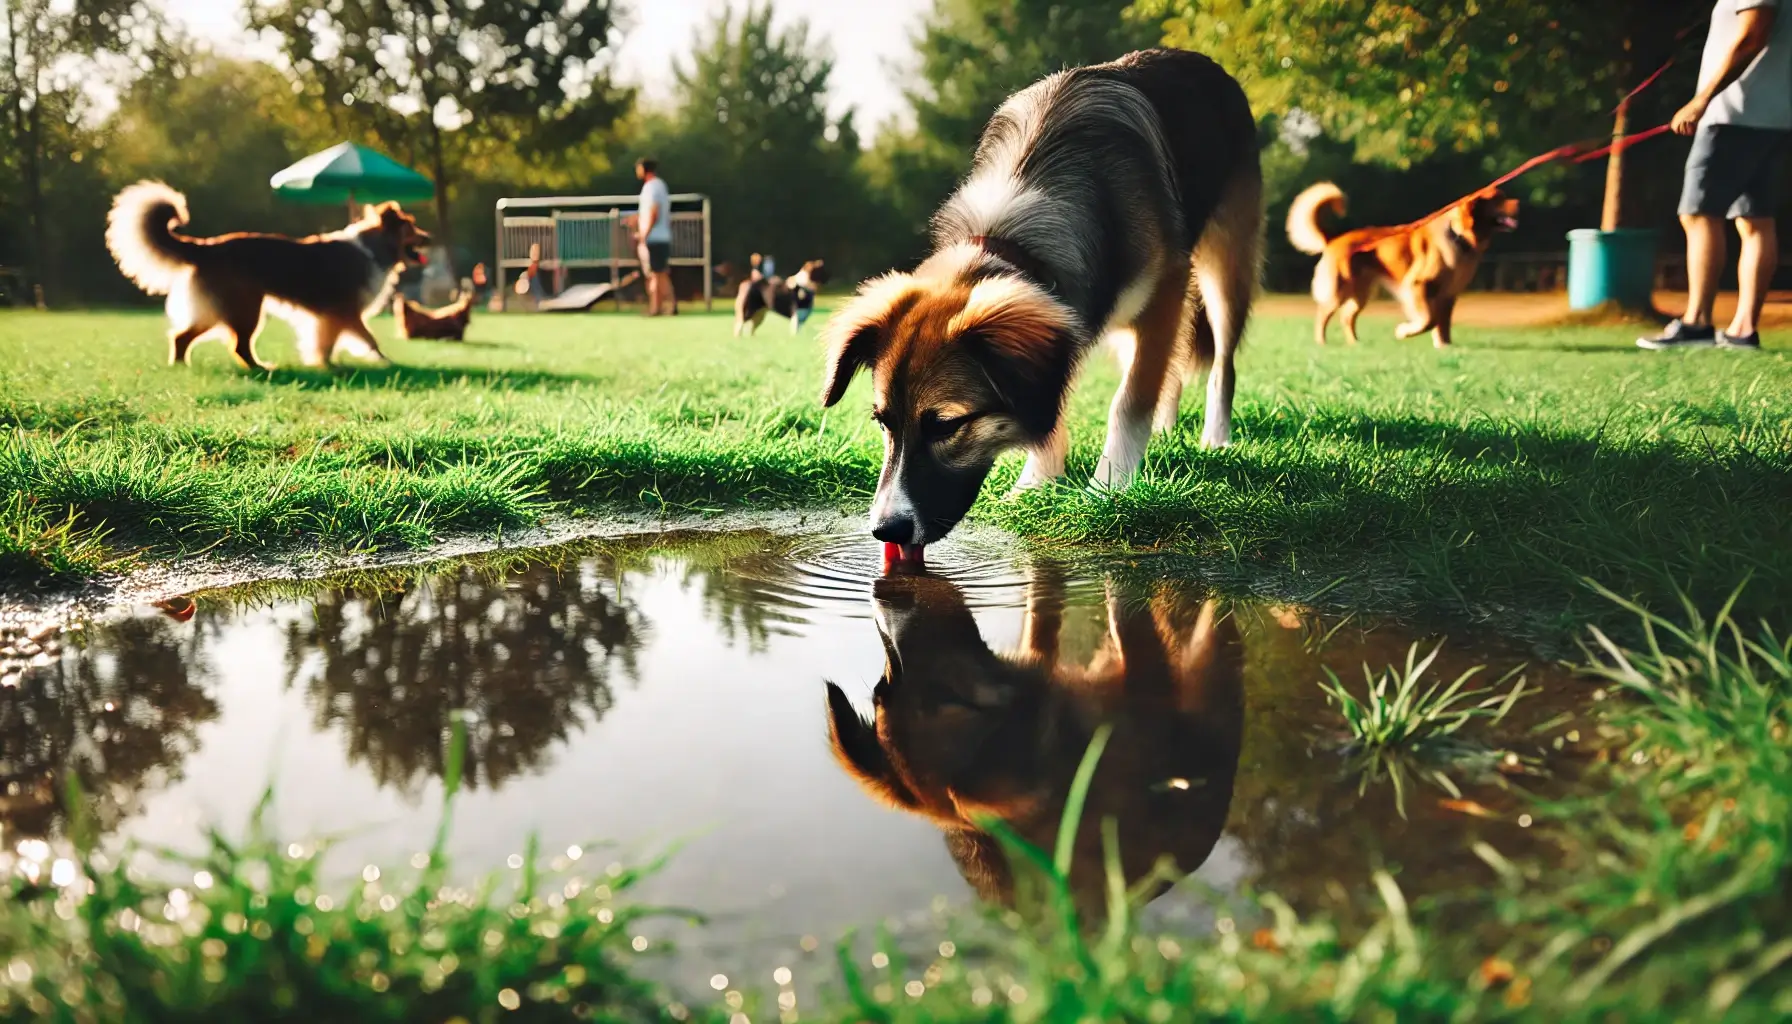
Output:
top-left (634, 158), bottom-right (677, 317)
top-left (1640, 0), bottom-right (1791, 350)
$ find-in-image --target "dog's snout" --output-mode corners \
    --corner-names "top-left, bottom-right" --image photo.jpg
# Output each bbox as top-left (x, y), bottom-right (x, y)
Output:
top-left (872, 514), bottom-right (915, 544)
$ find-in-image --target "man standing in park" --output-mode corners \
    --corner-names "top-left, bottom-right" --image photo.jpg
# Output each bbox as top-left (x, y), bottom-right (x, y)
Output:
top-left (635, 158), bottom-right (677, 316)
top-left (1640, 0), bottom-right (1789, 350)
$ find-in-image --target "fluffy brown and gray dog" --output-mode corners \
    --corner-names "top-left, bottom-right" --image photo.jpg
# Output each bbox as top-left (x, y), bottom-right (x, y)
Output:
top-left (819, 49), bottom-right (1261, 566)
top-left (825, 567), bottom-right (1243, 913)
top-left (106, 181), bottom-right (429, 370)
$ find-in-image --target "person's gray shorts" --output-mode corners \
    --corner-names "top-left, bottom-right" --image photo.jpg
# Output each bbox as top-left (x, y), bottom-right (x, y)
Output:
top-left (1679, 123), bottom-right (1792, 219)
top-left (643, 241), bottom-right (671, 273)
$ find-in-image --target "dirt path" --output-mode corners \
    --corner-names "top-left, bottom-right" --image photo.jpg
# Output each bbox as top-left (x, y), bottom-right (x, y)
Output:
top-left (1257, 290), bottom-right (1792, 329)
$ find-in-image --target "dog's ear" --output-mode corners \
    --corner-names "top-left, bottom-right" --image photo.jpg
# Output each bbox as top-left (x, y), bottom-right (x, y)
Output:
top-left (949, 277), bottom-right (1079, 438)
top-left (825, 683), bottom-right (918, 809)
top-left (819, 272), bottom-right (916, 407)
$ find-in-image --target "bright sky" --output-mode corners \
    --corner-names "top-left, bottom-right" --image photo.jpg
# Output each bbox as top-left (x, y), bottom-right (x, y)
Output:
top-left (169, 0), bottom-right (930, 131)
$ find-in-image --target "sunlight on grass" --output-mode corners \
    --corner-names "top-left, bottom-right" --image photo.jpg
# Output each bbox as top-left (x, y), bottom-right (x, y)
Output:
top-left (0, 492), bottom-right (118, 586)
top-left (2, 307), bottom-right (1790, 638)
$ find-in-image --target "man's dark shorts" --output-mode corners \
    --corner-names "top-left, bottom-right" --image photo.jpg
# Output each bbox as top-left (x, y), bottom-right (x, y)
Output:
top-left (644, 241), bottom-right (671, 272)
top-left (1680, 123), bottom-right (1792, 219)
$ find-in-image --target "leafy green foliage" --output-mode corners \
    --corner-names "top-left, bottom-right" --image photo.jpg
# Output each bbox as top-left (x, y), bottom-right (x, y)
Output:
top-left (1132, 0), bottom-right (1705, 167)
top-left (101, 53), bottom-right (343, 241)
top-left (244, 0), bottom-right (632, 254)
top-left (865, 0), bottom-right (1157, 256)
top-left (0, 0), bottom-right (170, 300)
top-left (625, 2), bottom-right (889, 275)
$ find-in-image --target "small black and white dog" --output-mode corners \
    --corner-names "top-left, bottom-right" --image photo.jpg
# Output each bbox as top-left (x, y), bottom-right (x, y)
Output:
top-left (734, 259), bottom-right (831, 336)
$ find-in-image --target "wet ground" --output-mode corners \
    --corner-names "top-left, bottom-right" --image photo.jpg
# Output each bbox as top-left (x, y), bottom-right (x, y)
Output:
top-left (0, 530), bottom-right (1593, 992)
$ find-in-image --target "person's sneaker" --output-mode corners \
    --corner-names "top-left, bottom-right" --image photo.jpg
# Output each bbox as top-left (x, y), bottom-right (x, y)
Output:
top-left (1637, 319), bottom-right (1717, 350)
top-left (1717, 330), bottom-right (1762, 350)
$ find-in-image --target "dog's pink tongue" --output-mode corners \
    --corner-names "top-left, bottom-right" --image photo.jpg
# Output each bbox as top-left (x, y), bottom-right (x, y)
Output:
top-left (882, 542), bottom-right (926, 573)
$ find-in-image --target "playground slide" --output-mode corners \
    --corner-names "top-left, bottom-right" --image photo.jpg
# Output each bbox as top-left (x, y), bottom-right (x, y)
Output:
top-left (536, 282), bottom-right (618, 312)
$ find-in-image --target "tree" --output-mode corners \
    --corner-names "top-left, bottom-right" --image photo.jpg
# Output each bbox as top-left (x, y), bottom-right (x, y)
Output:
top-left (1132, 0), bottom-right (1705, 219)
top-left (246, 0), bottom-right (632, 269)
top-left (867, 0), bottom-right (1158, 261)
top-left (102, 54), bottom-right (339, 241)
top-left (0, 0), bottom-right (162, 303)
top-left (627, 2), bottom-right (885, 276)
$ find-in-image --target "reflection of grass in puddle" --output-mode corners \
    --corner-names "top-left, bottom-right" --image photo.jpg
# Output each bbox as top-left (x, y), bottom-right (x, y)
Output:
top-left (6, 594), bottom-right (1792, 1018)
top-left (1320, 641), bottom-right (1532, 817)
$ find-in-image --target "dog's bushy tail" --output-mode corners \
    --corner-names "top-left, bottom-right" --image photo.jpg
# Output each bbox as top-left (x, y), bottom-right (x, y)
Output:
top-left (106, 181), bottom-right (196, 296)
top-left (1286, 182), bottom-right (1346, 256)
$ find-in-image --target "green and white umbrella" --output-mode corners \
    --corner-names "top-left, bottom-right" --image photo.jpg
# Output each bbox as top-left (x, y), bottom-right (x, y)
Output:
top-left (270, 142), bottom-right (435, 219)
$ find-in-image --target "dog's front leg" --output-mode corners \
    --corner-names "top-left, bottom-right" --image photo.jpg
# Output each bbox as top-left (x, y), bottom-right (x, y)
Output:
top-left (1092, 379), bottom-right (1159, 491)
top-left (1431, 296), bottom-right (1457, 348)
top-left (1153, 368), bottom-right (1185, 433)
top-left (1393, 273), bottom-right (1438, 339)
top-left (1009, 419), bottom-right (1068, 494)
top-left (1094, 284), bottom-right (1182, 485)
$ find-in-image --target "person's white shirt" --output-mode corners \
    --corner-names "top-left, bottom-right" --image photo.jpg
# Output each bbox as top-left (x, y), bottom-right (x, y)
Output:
top-left (639, 176), bottom-right (673, 244)
top-left (1701, 0), bottom-right (1792, 129)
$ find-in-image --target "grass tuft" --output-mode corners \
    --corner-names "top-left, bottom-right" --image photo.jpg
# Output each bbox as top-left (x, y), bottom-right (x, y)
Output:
top-left (0, 491), bottom-right (119, 586)
top-left (1321, 641), bottom-right (1529, 753)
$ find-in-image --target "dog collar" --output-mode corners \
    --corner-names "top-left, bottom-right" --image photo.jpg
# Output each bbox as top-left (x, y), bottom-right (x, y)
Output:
top-left (971, 235), bottom-right (1056, 294)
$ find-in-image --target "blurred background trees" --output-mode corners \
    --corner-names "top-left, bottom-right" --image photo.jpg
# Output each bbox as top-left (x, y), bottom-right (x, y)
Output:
top-left (0, 0), bottom-right (1723, 304)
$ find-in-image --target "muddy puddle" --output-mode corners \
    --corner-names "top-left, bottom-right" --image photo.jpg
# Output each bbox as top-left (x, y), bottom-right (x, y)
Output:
top-left (0, 530), bottom-right (1592, 992)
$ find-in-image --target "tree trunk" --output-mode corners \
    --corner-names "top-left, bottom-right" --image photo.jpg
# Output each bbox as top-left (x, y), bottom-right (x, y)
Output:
top-left (1601, 100), bottom-right (1627, 232)
top-left (9, 3), bottom-right (48, 307)
top-left (428, 117), bottom-right (452, 274)
top-left (23, 77), bottom-right (45, 307)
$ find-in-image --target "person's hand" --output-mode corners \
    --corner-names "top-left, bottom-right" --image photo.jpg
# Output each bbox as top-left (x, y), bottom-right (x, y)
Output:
top-left (1673, 96), bottom-right (1710, 136)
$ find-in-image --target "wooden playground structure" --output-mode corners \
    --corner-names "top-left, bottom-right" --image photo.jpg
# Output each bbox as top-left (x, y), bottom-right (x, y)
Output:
top-left (493, 193), bottom-right (713, 312)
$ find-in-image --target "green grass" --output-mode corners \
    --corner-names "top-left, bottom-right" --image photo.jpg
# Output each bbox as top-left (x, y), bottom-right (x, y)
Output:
top-left (5, 597), bottom-right (1792, 1021)
top-left (1321, 642), bottom-right (1528, 753)
top-left (1320, 643), bottom-right (1530, 817)
top-left (0, 492), bottom-right (118, 586)
top-left (2, 306), bottom-right (1790, 637)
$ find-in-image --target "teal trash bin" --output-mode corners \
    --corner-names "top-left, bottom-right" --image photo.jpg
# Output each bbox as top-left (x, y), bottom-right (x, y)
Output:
top-left (1567, 228), bottom-right (1658, 310)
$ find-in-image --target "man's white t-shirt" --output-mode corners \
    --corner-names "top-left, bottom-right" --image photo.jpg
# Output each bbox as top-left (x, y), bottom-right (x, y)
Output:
top-left (639, 176), bottom-right (673, 244)
top-left (1701, 0), bottom-right (1792, 129)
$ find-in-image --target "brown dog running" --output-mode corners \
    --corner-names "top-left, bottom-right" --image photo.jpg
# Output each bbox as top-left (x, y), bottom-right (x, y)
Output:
top-left (394, 288), bottom-right (474, 341)
top-left (825, 566), bottom-right (1243, 914)
top-left (106, 181), bottom-right (429, 370)
top-left (1287, 183), bottom-right (1519, 348)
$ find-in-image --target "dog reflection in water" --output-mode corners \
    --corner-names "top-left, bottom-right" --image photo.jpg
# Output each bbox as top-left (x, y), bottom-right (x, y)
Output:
top-left (825, 567), bottom-right (1244, 913)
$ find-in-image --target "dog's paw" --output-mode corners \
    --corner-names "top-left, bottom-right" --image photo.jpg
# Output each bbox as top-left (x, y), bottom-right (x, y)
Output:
top-left (1006, 473), bottom-right (1060, 499)
top-left (1086, 463), bottom-right (1137, 494)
